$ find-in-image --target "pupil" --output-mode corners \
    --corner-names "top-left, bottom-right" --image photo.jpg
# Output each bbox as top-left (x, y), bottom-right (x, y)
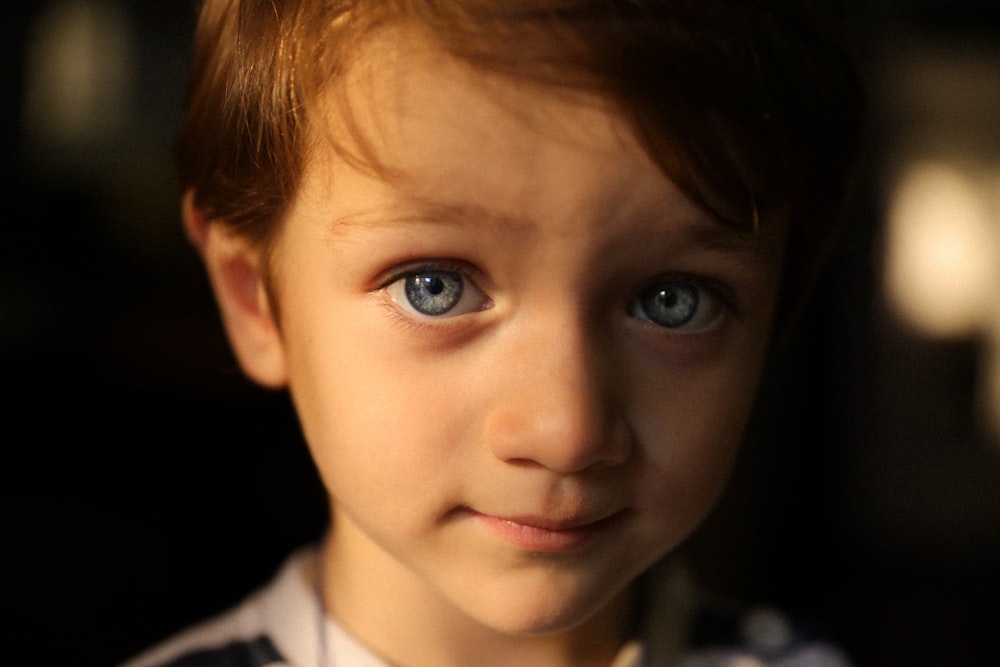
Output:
top-left (424, 276), bottom-right (445, 296)
top-left (659, 290), bottom-right (678, 307)
top-left (404, 271), bottom-right (464, 317)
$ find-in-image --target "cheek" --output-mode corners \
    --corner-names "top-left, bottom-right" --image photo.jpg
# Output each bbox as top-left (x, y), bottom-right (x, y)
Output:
top-left (635, 421), bottom-right (742, 531)
top-left (631, 351), bottom-right (764, 538)
top-left (286, 318), bottom-right (467, 504)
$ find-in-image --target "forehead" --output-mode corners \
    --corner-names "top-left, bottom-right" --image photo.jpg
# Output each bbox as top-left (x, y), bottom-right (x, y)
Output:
top-left (325, 29), bottom-right (631, 170)
top-left (311, 28), bottom-right (678, 219)
top-left (297, 25), bottom-right (784, 265)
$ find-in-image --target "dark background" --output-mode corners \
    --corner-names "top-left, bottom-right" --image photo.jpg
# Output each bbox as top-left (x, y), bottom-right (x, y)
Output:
top-left (3, 2), bottom-right (999, 665)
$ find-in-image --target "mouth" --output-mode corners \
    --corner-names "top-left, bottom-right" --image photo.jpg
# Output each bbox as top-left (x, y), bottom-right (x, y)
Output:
top-left (467, 508), bottom-right (626, 553)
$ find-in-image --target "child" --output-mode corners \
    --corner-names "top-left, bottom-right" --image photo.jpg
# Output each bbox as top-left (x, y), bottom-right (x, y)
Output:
top-left (126, 0), bottom-right (863, 665)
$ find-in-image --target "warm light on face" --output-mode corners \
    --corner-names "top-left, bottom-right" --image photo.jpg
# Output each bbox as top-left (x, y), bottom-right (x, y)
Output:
top-left (238, 31), bottom-right (785, 658)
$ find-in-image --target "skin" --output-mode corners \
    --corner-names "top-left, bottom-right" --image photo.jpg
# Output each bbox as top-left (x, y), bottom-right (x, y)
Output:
top-left (189, 29), bottom-right (787, 667)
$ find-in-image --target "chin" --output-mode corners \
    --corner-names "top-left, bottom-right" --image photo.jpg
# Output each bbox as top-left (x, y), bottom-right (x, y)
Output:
top-left (486, 606), bottom-right (589, 637)
top-left (457, 573), bottom-right (630, 639)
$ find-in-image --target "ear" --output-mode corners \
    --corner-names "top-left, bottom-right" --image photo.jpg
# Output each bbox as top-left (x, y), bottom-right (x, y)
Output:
top-left (183, 191), bottom-right (288, 388)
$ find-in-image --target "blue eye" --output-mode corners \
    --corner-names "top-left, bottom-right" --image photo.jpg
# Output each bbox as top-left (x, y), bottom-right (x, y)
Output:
top-left (629, 279), bottom-right (722, 331)
top-left (405, 272), bottom-right (464, 316)
top-left (385, 269), bottom-right (487, 318)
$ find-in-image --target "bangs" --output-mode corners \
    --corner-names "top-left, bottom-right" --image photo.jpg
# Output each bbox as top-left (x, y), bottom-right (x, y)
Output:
top-left (178, 0), bottom-right (863, 316)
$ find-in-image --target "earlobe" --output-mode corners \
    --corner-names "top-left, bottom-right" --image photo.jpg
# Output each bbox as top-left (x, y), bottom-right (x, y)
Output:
top-left (183, 192), bottom-right (288, 389)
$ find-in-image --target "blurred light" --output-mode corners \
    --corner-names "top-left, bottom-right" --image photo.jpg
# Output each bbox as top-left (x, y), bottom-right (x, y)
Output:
top-left (885, 161), bottom-right (1000, 443)
top-left (988, 173), bottom-right (1000, 439)
top-left (884, 161), bottom-right (998, 339)
top-left (740, 608), bottom-right (792, 654)
top-left (22, 0), bottom-right (134, 151)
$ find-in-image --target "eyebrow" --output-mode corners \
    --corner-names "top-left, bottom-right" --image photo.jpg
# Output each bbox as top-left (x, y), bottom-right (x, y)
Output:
top-left (678, 218), bottom-right (784, 266)
top-left (329, 198), bottom-right (782, 265)
top-left (329, 200), bottom-right (534, 236)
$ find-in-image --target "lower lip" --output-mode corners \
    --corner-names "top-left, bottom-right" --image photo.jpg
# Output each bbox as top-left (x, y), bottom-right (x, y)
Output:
top-left (472, 512), bottom-right (621, 553)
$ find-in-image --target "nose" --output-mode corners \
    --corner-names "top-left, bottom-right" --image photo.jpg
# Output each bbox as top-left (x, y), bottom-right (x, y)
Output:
top-left (482, 312), bottom-right (632, 474)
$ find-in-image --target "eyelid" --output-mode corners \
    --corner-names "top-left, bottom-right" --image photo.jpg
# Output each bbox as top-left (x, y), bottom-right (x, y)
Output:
top-left (658, 272), bottom-right (738, 313)
top-left (375, 259), bottom-right (480, 290)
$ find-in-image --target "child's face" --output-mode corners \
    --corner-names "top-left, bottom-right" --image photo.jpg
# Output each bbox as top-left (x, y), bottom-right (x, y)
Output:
top-left (226, 32), bottom-right (785, 651)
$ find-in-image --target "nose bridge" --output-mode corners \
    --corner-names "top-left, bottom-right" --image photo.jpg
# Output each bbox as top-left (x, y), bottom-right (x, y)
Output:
top-left (484, 305), bottom-right (630, 473)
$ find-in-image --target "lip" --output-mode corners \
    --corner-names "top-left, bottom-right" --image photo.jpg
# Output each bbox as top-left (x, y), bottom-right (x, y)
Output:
top-left (470, 509), bottom-right (625, 553)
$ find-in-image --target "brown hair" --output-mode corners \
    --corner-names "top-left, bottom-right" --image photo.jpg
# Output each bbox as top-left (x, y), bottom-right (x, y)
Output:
top-left (176, 0), bottom-right (864, 315)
